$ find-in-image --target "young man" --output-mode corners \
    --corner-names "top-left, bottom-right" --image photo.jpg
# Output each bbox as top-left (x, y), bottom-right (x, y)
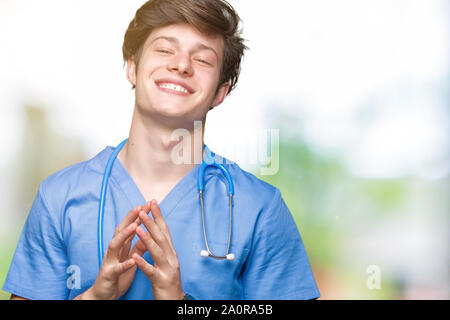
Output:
top-left (4, 0), bottom-right (320, 300)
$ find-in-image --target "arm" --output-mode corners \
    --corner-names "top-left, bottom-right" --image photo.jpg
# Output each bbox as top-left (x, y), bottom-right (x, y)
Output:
top-left (2, 185), bottom-right (69, 300)
top-left (4, 185), bottom-right (149, 300)
top-left (10, 294), bottom-right (28, 300)
top-left (242, 189), bottom-right (321, 300)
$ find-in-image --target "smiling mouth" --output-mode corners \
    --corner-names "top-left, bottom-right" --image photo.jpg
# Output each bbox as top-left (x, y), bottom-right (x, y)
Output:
top-left (154, 79), bottom-right (195, 96)
top-left (158, 82), bottom-right (190, 94)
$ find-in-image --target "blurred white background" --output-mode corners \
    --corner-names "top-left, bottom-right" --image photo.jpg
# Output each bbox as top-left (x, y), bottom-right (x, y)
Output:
top-left (1, 0), bottom-right (448, 176)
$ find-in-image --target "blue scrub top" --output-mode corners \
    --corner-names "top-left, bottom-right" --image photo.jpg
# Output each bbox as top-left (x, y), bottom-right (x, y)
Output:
top-left (3, 145), bottom-right (320, 300)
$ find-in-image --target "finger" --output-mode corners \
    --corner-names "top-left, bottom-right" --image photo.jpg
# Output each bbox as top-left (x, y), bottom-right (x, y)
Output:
top-left (132, 253), bottom-right (157, 282)
top-left (150, 200), bottom-right (176, 254)
top-left (114, 205), bottom-right (142, 237)
top-left (119, 212), bottom-right (144, 260)
top-left (142, 201), bottom-right (152, 214)
top-left (130, 239), bottom-right (147, 258)
top-left (134, 200), bottom-right (153, 229)
top-left (135, 225), bottom-right (169, 269)
top-left (139, 210), bottom-right (172, 256)
top-left (120, 230), bottom-right (136, 262)
top-left (113, 258), bottom-right (136, 277)
top-left (108, 222), bottom-right (138, 257)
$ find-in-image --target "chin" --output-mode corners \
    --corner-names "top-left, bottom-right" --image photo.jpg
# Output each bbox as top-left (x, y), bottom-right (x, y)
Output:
top-left (136, 94), bottom-right (205, 123)
top-left (145, 105), bottom-right (198, 126)
top-left (154, 102), bottom-right (189, 116)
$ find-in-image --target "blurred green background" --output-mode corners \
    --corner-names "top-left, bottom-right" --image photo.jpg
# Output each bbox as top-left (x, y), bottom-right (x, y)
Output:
top-left (0, 0), bottom-right (449, 299)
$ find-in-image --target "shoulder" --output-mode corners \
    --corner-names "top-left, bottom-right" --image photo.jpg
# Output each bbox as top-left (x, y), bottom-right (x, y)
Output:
top-left (38, 146), bottom-right (112, 212)
top-left (219, 156), bottom-right (281, 207)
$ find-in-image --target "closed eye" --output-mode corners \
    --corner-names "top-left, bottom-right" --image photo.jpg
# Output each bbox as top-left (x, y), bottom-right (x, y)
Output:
top-left (195, 58), bottom-right (212, 66)
top-left (156, 49), bottom-right (172, 54)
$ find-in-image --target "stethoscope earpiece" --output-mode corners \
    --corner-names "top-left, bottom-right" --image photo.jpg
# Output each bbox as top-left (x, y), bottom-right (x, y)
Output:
top-left (226, 253), bottom-right (235, 261)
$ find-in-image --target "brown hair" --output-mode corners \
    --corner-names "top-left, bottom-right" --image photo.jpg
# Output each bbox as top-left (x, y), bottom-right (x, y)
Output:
top-left (122, 0), bottom-right (247, 95)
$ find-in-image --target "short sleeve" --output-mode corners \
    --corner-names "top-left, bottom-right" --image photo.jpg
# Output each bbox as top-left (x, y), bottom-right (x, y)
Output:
top-left (241, 189), bottom-right (321, 300)
top-left (2, 183), bottom-right (69, 300)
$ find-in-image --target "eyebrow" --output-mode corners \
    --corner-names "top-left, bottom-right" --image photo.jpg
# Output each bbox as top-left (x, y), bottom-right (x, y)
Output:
top-left (149, 36), bottom-right (219, 58)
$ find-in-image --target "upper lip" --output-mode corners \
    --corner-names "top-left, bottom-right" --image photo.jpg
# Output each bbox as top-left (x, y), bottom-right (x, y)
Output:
top-left (155, 78), bottom-right (195, 94)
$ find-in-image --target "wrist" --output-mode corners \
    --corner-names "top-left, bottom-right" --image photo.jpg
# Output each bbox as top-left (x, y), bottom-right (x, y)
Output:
top-left (74, 286), bottom-right (97, 300)
top-left (87, 286), bottom-right (103, 300)
top-left (177, 291), bottom-right (186, 300)
top-left (183, 292), bottom-right (195, 300)
top-left (153, 286), bottom-right (185, 300)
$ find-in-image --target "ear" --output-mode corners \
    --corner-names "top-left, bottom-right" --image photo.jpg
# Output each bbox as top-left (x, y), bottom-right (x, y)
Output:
top-left (126, 56), bottom-right (137, 87)
top-left (210, 82), bottom-right (230, 110)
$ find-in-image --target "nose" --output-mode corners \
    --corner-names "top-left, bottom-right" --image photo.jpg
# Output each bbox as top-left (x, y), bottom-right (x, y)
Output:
top-left (167, 52), bottom-right (193, 77)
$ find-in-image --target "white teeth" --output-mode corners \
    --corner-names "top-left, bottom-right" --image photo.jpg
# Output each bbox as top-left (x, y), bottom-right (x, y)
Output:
top-left (159, 83), bottom-right (189, 93)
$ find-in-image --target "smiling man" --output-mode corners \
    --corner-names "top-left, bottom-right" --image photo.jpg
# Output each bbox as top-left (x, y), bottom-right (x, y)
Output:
top-left (4, 0), bottom-right (320, 300)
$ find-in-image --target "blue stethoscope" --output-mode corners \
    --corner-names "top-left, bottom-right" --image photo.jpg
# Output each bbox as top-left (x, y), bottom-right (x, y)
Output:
top-left (97, 139), bottom-right (235, 269)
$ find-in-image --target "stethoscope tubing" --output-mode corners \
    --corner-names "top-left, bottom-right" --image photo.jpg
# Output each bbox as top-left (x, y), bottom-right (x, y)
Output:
top-left (98, 139), bottom-right (235, 270)
top-left (97, 139), bottom-right (128, 269)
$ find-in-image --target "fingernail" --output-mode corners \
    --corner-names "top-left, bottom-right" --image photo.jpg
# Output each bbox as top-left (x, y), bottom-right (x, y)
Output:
top-left (133, 253), bottom-right (141, 261)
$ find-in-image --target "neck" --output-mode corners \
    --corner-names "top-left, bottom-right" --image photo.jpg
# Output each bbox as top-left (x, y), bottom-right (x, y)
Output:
top-left (118, 105), bottom-right (205, 194)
